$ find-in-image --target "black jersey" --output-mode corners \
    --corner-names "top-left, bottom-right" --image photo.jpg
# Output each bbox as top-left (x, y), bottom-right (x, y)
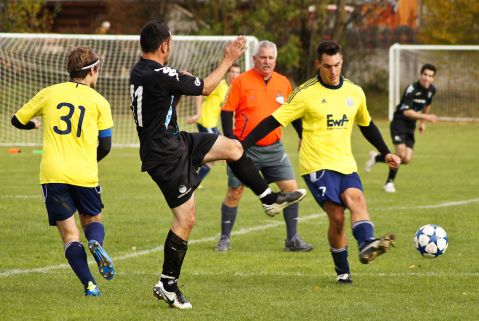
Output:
top-left (392, 81), bottom-right (436, 130)
top-left (129, 58), bottom-right (204, 171)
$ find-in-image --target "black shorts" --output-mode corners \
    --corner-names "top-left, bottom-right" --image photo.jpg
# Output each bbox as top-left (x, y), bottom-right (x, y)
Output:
top-left (390, 119), bottom-right (415, 148)
top-left (147, 131), bottom-right (218, 208)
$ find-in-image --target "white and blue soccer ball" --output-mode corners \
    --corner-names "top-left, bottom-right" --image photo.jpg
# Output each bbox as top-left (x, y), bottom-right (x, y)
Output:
top-left (414, 224), bottom-right (448, 258)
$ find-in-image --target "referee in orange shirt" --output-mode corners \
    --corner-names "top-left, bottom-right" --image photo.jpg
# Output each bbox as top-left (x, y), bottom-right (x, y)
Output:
top-left (217, 41), bottom-right (313, 252)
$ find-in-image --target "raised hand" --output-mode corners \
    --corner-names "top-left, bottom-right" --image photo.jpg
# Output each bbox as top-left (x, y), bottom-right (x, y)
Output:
top-left (224, 36), bottom-right (247, 62)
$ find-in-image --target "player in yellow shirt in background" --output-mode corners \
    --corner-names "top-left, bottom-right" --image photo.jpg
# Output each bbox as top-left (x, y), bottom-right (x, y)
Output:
top-left (11, 46), bottom-right (115, 296)
top-left (187, 64), bottom-right (241, 183)
top-left (242, 41), bottom-right (401, 284)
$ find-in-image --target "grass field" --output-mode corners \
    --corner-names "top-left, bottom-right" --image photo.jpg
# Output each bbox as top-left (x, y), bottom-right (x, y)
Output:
top-left (1, 121), bottom-right (478, 321)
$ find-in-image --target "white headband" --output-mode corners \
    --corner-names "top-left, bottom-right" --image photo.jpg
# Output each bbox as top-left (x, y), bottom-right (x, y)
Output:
top-left (80, 59), bottom-right (100, 70)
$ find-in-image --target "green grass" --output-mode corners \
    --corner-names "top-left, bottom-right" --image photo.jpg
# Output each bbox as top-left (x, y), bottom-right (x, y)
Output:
top-left (1, 121), bottom-right (478, 321)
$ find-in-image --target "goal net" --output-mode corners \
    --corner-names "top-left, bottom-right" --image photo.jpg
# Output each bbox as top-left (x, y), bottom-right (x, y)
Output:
top-left (0, 34), bottom-right (258, 146)
top-left (389, 44), bottom-right (479, 121)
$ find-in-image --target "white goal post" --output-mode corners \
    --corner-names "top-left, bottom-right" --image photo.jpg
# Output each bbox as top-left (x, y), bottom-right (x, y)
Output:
top-left (0, 33), bottom-right (258, 146)
top-left (389, 43), bottom-right (479, 121)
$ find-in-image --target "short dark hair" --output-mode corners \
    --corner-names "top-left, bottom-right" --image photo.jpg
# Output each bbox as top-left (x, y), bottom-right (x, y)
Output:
top-left (140, 21), bottom-right (171, 53)
top-left (316, 41), bottom-right (342, 60)
top-left (421, 63), bottom-right (436, 76)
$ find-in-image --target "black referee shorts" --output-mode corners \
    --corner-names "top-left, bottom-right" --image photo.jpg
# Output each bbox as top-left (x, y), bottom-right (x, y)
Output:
top-left (147, 131), bottom-right (218, 208)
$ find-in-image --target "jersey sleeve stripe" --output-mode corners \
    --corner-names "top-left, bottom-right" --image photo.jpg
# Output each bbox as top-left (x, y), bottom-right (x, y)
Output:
top-left (287, 78), bottom-right (318, 103)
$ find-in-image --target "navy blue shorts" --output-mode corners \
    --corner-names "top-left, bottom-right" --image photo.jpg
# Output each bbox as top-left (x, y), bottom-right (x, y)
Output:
top-left (302, 170), bottom-right (363, 207)
top-left (197, 123), bottom-right (221, 135)
top-left (41, 183), bottom-right (103, 226)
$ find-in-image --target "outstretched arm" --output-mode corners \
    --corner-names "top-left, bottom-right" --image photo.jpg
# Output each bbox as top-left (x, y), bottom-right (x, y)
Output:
top-left (418, 104), bottom-right (433, 133)
top-left (187, 96), bottom-right (203, 124)
top-left (358, 121), bottom-right (400, 169)
top-left (202, 36), bottom-right (246, 95)
top-left (403, 108), bottom-right (437, 123)
top-left (241, 115), bottom-right (281, 149)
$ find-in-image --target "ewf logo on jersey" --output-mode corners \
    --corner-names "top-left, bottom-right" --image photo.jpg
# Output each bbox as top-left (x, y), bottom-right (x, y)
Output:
top-left (326, 114), bottom-right (349, 129)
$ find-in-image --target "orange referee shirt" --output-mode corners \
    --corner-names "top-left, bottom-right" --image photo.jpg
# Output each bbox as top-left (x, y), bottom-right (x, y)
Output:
top-left (222, 69), bottom-right (292, 146)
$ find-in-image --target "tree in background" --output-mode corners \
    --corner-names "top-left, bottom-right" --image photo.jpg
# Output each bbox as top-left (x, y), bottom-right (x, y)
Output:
top-left (182, 0), bottom-right (327, 82)
top-left (0, 0), bottom-right (59, 32)
top-left (101, 0), bottom-right (170, 35)
top-left (419, 0), bottom-right (479, 44)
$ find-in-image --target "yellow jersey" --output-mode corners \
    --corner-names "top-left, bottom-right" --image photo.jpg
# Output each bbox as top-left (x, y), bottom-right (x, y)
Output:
top-left (197, 79), bottom-right (229, 129)
top-left (15, 82), bottom-right (113, 187)
top-left (273, 76), bottom-right (371, 175)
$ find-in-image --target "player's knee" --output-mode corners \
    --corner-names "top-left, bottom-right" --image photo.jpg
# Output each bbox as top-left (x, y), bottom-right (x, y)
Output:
top-left (330, 217), bottom-right (345, 234)
top-left (228, 139), bottom-right (244, 161)
top-left (397, 152), bottom-right (407, 162)
top-left (278, 181), bottom-right (298, 192)
top-left (180, 213), bottom-right (196, 230)
top-left (60, 230), bottom-right (81, 245)
top-left (225, 186), bottom-right (244, 206)
top-left (402, 156), bottom-right (412, 164)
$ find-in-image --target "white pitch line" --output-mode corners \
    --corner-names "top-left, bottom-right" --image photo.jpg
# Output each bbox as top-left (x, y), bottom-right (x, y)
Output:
top-left (373, 197), bottom-right (479, 211)
top-left (1, 196), bottom-right (479, 278)
top-left (0, 194), bottom-right (41, 199)
top-left (0, 214), bottom-right (321, 277)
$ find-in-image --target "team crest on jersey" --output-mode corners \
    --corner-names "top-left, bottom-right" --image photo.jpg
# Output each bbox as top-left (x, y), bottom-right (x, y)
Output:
top-left (155, 67), bottom-right (179, 81)
top-left (346, 98), bottom-right (354, 107)
top-left (275, 95), bottom-right (285, 104)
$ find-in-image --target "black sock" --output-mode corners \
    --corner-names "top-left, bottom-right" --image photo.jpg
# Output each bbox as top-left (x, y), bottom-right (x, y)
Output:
top-left (227, 152), bottom-right (269, 197)
top-left (260, 191), bottom-right (277, 205)
top-left (220, 203), bottom-right (238, 238)
top-left (283, 203), bottom-right (299, 240)
top-left (387, 168), bottom-right (398, 183)
top-left (162, 230), bottom-right (188, 280)
top-left (375, 154), bottom-right (385, 163)
top-left (161, 276), bottom-right (179, 292)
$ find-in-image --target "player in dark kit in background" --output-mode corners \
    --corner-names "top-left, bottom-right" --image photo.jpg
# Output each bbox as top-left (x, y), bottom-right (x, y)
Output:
top-left (129, 21), bottom-right (306, 309)
top-left (365, 64), bottom-right (437, 193)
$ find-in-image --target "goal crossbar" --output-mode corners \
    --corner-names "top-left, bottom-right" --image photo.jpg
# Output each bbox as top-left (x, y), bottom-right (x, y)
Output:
top-left (0, 33), bottom-right (258, 146)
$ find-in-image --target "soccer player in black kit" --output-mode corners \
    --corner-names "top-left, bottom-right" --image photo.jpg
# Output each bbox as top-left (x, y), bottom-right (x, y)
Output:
top-left (365, 64), bottom-right (437, 192)
top-left (129, 21), bottom-right (306, 309)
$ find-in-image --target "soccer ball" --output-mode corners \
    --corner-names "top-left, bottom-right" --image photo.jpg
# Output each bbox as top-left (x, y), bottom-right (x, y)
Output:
top-left (414, 224), bottom-right (448, 258)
